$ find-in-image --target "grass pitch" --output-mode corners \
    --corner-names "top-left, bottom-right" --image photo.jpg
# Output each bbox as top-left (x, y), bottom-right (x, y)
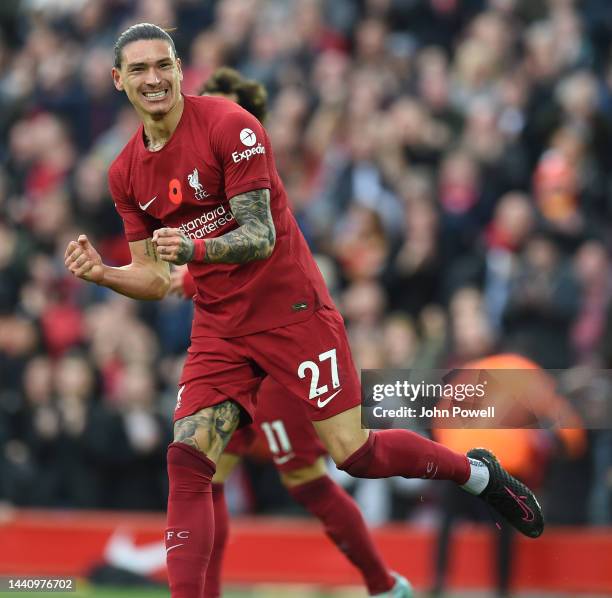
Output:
top-left (1, 583), bottom-right (604, 597)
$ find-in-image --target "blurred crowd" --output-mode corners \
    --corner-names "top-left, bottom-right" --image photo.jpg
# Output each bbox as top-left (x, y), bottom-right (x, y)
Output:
top-left (0, 0), bottom-right (611, 524)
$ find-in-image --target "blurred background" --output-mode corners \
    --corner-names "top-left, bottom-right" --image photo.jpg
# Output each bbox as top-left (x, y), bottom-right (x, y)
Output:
top-left (0, 0), bottom-right (612, 596)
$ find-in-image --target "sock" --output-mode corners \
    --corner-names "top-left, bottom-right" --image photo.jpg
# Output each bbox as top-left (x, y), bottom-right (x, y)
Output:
top-left (288, 475), bottom-right (394, 595)
top-left (339, 430), bottom-right (470, 484)
top-left (165, 442), bottom-right (216, 598)
top-left (461, 457), bottom-right (490, 495)
top-left (202, 484), bottom-right (229, 598)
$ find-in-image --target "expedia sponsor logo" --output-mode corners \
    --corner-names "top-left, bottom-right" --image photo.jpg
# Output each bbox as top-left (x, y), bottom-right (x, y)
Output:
top-left (232, 143), bottom-right (265, 164)
top-left (240, 128), bottom-right (257, 147)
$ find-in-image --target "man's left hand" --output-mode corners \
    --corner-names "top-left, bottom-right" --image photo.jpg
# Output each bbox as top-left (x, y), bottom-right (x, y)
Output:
top-left (153, 228), bottom-right (194, 265)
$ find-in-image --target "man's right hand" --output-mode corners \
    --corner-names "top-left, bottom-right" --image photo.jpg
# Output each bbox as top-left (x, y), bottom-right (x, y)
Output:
top-left (64, 234), bottom-right (105, 284)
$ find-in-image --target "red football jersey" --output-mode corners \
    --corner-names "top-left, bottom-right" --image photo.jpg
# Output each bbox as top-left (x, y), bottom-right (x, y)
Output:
top-left (109, 94), bottom-right (333, 340)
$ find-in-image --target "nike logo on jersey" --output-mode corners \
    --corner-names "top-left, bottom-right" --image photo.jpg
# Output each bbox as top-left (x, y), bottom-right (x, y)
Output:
top-left (273, 452), bottom-right (296, 465)
top-left (139, 195), bottom-right (158, 211)
top-left (317, 387), bottom-right (342, 408)
top-left (165, 544), bottom-right (184, 554)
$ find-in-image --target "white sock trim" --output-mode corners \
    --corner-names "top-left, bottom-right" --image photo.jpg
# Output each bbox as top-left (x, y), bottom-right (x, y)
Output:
top-left (461, 457), bottom-right (490, 495)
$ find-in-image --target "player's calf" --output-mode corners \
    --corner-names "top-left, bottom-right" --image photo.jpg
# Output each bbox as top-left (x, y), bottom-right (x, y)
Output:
top-left (165, 443), bottom-right (216, 597)
top-left (287, 474), bottom-right (397, 595)
top-left (166, 401), bottom-right (241, 597)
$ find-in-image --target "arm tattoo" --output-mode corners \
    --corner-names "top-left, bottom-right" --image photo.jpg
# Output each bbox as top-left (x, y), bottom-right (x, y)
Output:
top-left (175, 234), bottom-right (194, 265)
top-left (144, 238), bottom-right (159, 262)
top-left (173, 400), bottom-right (241, 458)
top-left (204, 189), bottom-right (276, 264)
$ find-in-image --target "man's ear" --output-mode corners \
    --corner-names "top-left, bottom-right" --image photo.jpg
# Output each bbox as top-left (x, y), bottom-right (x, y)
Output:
top-left (177, 57), bottom-right (183, 82)
top-left (112, 67), bottom-right (124, 91)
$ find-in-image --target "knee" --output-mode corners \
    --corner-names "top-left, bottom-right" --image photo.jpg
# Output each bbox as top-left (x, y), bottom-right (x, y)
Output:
top-left (166, 442), bottom-right (216, 484)
top-left (173, 402), bottom-right (241, 463)
top-left (325, 427), bottom-right (370, 466)
top-left (172, 429), bottom-right (221, 463)
top-left (335, 430), bottom-right (376, 477)
top-left (212, 454), bottom-right (240, 483)
top-left (312, 406), bottom-right (369, 465)
top-left (280, 458), bottom-right (327, 488)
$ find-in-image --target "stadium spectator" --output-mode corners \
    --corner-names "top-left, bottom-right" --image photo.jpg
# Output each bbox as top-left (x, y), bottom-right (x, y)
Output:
top-left (502, 232), bottom-right (581, 368)
top-left (432, 351), bottom-right (586, 597)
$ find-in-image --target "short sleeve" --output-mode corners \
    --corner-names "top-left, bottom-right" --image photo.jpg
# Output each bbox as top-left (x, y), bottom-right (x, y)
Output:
top-left (211, 109), bottom-right (271, 199)
top-left (108, 163), bottom-right (158, 242)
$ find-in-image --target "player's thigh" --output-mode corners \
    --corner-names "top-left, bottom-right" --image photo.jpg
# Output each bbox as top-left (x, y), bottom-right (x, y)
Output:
top-left (173, 338), bottom-right (263, 462)
top-left (246, 306), bottom-right (362, 422)
top-left (174, 400), bottom-right (242, 463)
top-left (176, 339), bottom-right (263, 427)
top-left (313, 405), bottom-right (369, 465)
top-left (212, 452), bottom-right (241, 484)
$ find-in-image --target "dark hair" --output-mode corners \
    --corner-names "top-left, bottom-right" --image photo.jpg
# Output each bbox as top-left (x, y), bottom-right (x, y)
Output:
top-left (113, 23), bottom-right (177, 69)
top-left (199, 67), bottom-right (268, 123)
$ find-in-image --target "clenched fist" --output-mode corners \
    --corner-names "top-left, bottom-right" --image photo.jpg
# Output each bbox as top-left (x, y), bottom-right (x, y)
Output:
top-left (152, 228), bottom-right (194, 265)
top-left (64, 235), bottom-right (105, 283)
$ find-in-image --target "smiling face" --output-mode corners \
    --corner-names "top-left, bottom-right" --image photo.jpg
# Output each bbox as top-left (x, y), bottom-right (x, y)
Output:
top-left (112, 38), bottom-right (183, 120)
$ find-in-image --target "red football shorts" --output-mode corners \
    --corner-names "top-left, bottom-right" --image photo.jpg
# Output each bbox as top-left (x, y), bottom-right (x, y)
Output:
top-left (226, 376), bottom-right (328, 473)
top-left (175, 306), bottom-right (361, 425)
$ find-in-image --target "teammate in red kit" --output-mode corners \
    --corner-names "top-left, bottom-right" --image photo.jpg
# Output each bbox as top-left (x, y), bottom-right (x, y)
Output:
top-left (64, 24), bottom-right (544, 598)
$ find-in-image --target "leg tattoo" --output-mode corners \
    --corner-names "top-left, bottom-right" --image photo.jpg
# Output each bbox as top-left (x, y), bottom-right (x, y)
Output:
top-left (174, 400), bottom-right (241, 461)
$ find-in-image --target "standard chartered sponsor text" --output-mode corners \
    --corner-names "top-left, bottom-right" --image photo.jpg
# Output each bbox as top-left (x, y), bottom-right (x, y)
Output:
top-left (180, 205), bottom-right (235, 239)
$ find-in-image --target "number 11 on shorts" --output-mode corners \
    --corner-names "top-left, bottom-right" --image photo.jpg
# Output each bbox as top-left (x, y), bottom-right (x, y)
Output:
top-left (297, 348), bottom-right (340, 402)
